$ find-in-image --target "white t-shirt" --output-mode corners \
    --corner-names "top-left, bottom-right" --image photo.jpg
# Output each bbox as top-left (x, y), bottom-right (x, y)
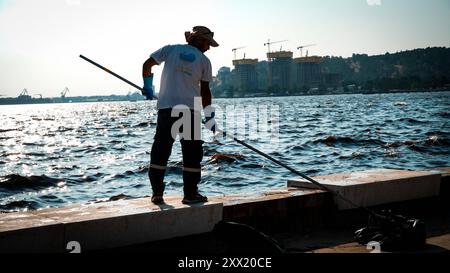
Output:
top-left (150, 44), bottom-right (213, 110)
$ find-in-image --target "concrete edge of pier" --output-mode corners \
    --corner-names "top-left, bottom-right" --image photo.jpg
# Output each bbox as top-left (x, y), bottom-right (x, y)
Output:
top-left (0, 167), bottom-right (449, 253)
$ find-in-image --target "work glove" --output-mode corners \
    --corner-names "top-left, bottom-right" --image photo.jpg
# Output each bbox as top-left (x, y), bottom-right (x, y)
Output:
top-left (204, 107), bottom-right (216, 133)
top-left (142, 75), bottom-right (154, 100)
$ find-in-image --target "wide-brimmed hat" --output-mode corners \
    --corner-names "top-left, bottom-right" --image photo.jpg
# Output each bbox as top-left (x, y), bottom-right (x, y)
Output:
top-left (185, 26), bottom-right (219, 47)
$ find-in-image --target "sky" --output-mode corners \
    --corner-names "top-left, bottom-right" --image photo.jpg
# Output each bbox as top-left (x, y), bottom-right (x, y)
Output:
top-left (0, 0), bottom-right (449, 97)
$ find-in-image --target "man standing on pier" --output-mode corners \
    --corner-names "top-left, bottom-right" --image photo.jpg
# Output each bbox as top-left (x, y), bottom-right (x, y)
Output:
top-left (142, 26), bottom-right (218, 205)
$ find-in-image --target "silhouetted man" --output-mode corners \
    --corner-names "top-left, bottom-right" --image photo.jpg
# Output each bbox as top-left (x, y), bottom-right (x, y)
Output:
top-left (142, 26), bottom-right (218, 204)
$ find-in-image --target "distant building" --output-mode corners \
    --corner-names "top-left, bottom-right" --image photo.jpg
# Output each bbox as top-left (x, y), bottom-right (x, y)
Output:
top-left (213, 52), bottom-right (346, 98)
top-left (232, 59), bottom-right (259, 95)
top-left (212, 66), bottom-right (234, 97)
top-left (217, 66), bottom-right (232, 82)
top-left (267, 51), bottom-right (293, 93)
top-left (323, 73), bottom-right (343, 88)
top-left (294, 56), bottom-right (323, 89)
top-left (256, 61), bottom-right (269, 91)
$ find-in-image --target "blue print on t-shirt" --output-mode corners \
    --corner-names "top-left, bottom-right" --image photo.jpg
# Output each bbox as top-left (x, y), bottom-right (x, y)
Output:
top-left (179, 53), bottom-right (196, 63)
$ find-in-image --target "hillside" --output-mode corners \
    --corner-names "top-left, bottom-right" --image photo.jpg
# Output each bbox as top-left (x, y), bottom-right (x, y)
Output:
top-left (322, 47), bottom-right (450, 90)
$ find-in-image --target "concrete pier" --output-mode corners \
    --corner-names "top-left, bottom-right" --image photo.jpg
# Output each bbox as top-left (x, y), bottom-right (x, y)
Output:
top-left (0, 197), bottom-right (222, 252)
top-left (0, 168), bottom-right (448, 253)
top-left (288, 169), bottom-right (441, 210)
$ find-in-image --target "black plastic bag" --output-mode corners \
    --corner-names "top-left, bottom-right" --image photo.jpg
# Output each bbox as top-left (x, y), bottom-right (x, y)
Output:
top-left (355, 210), bottom-right (426, 251)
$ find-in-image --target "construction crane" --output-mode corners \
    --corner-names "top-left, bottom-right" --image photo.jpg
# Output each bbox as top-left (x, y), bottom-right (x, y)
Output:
top-left (61, 87), bottom-right (69, 98)
top-left (297, 44), bottom-right (317, 57)
top-left (232, 46), bottom-right (246, 60)
top-left (264, 39), bottom-right (288, 53)
top-left (19, 89), bottom-right (29, 97)
top-left (17, 89), bottom-right (31, 100)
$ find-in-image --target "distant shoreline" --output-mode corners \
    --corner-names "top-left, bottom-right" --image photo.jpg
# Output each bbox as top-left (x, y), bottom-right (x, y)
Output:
top-left (0, 89), bottom-right (449, 106)
top-left (215, 89), bottom-right (450, 99)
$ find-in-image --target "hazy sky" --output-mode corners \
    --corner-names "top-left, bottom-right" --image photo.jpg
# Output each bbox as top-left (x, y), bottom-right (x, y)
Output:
top-left (0, 0), bottom-right (449, 97)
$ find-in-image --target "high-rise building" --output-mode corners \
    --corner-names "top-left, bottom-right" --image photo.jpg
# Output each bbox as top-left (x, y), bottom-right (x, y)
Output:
top-left (232, 58), bottom-right (259, 94)
top-left (294, 56), bottom-right (323, 89)
top-left (267, 51), bottom-right (293, 93)
top-left (323, 72), bottom-right (343, 88)
top-left (256, 61), bottom-right (269, 91)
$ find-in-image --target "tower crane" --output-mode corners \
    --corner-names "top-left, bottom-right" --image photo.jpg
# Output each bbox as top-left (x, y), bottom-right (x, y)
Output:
top-left (232, 46), bottom-right (246, 60)
top-left (264, 39), bottom-right (288, 53)
top-left (297, 44), bottom-right (317, 57)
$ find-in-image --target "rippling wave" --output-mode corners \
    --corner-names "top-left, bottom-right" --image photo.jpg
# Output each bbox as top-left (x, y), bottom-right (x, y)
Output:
top-left (0, 174), bottom-right (65, 190)
top-left (1, 92), bottom-right (449, 212)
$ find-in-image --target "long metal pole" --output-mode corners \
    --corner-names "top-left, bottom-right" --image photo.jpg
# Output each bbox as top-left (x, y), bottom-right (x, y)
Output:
top-left (79, 54), bottom-right (381, 218)
top-left (217, 128), bottom-right (379, 217)
top-left (79, 55), bottom-right (158, 100)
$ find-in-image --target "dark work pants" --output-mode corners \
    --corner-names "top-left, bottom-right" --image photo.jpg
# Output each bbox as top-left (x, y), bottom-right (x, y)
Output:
top-left (149, 108), bottom-right (203, 196)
